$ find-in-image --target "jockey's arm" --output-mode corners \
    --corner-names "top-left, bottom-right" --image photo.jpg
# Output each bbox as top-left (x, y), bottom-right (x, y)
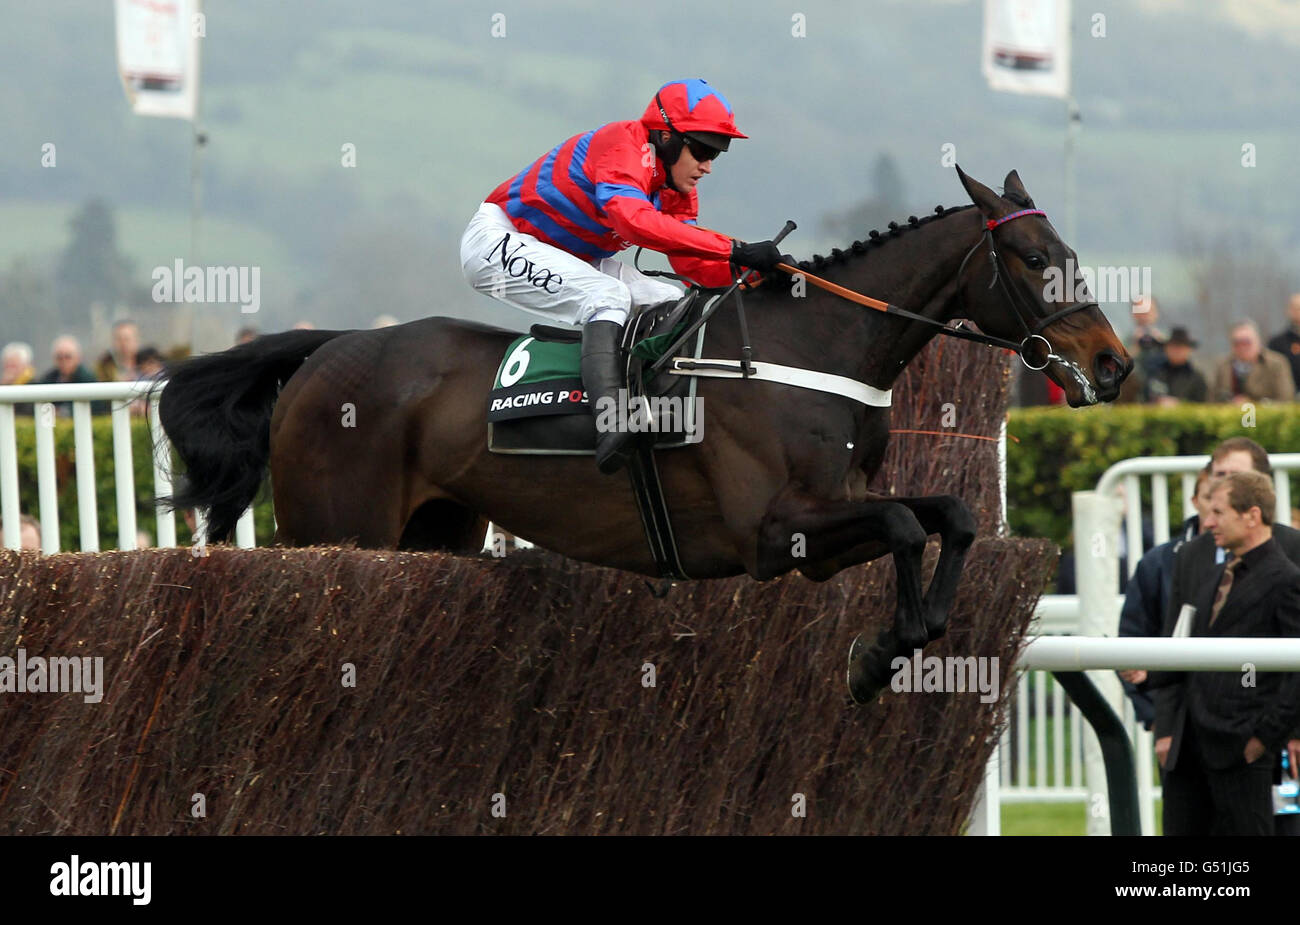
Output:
top-left (599, 188), bottom-right (736, 288)
top-left (665, 242), bottom-right (736, 289)
top-left (659, 195), bottom-right (736, 288)
top-left (593, 146), bottom-right (735, 287)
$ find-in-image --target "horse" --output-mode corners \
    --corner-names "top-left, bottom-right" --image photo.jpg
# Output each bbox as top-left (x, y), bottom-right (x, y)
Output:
top-left (159, 167), bottom-right (1132, 703)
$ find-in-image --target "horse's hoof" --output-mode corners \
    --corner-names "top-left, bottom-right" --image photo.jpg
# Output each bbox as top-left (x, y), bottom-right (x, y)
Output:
top-left (846, 633), bottom-right (885, 706)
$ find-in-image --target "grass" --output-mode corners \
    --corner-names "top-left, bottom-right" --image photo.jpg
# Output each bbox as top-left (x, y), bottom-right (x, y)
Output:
top-left (1001, 800), bottom-right (1164, 836)
top-left (998, 674), bottom-right (1166, 835)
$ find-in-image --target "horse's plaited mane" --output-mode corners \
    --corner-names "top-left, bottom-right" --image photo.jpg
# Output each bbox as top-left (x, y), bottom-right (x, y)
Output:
top-left (762, 203), bottom-right (976, 287)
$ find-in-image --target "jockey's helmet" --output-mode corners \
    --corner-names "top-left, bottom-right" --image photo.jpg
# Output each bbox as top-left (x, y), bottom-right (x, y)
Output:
top-left (641, 79), bottom-right (747, 162)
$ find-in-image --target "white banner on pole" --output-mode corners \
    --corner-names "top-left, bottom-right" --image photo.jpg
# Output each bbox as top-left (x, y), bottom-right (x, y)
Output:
top-left (114, 0), bottom-right (202, 120)
top-left (982, 0), bottom-right (1071, 99)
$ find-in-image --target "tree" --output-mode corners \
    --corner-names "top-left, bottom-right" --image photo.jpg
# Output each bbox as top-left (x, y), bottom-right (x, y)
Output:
top-left (820, 153), bottom-right (908, 241)
top-left (0, 257), bottom-right (57, 360)
top-left (53, 199), bottom-right (134, 329)
top-left (1177, 227), bottom-right (1299, 347)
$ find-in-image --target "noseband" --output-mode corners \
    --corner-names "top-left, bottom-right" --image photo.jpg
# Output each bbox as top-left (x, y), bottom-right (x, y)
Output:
top-left (956, 208), bottom-right (1099, 371)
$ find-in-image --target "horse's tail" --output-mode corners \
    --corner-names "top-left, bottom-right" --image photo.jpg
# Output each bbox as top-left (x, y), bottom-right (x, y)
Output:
top-left (157, 329), bottom-right (349, 543)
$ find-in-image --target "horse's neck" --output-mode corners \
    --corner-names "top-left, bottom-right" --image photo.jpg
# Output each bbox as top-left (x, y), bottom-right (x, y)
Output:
top-left (790, 211), bottom-right (979, 390)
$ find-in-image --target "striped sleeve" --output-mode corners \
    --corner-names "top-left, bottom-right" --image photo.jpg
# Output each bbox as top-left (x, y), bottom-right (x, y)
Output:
top-left (591, 144), bottom-right (733, 258)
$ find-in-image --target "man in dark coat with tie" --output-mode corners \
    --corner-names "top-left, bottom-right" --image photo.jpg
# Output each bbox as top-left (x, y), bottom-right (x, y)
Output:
top-left (1153, 470), bottom-right (1300, 835)
top-left (1150, 439), bottom-right (1300, 770)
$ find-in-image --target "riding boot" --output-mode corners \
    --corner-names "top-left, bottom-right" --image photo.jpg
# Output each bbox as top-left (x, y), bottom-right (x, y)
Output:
top-left (581, 319), bottom-right (637, 474)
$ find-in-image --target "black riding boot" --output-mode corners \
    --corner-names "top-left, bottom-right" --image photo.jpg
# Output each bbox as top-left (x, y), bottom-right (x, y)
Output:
top-left (581, 319), bottom-right (636, 474)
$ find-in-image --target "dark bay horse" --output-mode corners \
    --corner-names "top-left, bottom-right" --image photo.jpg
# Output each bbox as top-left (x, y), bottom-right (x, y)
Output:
top-left (160, 167), bottom-right (1131, 702)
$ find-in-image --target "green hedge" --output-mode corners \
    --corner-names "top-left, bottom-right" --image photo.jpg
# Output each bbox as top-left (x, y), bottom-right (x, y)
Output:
top-left (1006, 403), bottom-right (1300, 548)
top-left (6, 416), bottom-right (276, 551)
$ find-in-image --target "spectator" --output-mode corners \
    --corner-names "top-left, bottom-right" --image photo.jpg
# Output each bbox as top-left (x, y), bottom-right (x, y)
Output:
top-left (1145, 326), bottom-right (1207, 405)
top-left (2, 342), bottom-right (36, 385)
top-left (1129, 295), bottom-right (1168, 381)
top-left (1154, 471), bottom-right (1300, 836)
top-left (1147, 437), bottom-right (1300, 832)
top-left (235, 326), bottom-right (260, 345)
top-left (1117, 463), bottom-right (1213, 729)
top-left (95, 319), bottom-right (141, 382)
top-left (136, 346), bottom-right (166, 379)
top-left (1, 341), bottom-right (37, 417)
top-left (292, 320), bottom-right (316, 330)
top-left (1, 514), bottom-right (42, 552)
top-left (38, 336), bottom-right (104, 416)
top-left (1208, 320), bottom-right (1295, 403)
top-left (20, 515), bottom-right (41, 551)
top-left (124, 346), bottom-right (168, 418)
top-left (1266, 292), bottom-right (1300, 396)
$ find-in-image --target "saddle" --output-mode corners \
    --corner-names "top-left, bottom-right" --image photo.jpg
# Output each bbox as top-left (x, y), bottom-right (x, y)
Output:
top-left (487, 290), bottom-right (714, 455)
top-left (487, 290), bottom-right (721, 580)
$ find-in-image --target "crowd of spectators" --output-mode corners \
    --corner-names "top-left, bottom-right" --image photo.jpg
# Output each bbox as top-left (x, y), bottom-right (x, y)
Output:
top-left (1, 315), bottom-right (396, 426)
top-left (1, 319), bottom-right (170, 418)
top-left (1021, 292), bottom-right (1300, 407)
top-left (0, 315), bottom-right (394, 554)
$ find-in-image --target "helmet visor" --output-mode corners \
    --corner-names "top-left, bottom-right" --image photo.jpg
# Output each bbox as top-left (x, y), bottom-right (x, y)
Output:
top-left (683, 131), bottom-right (732, 154)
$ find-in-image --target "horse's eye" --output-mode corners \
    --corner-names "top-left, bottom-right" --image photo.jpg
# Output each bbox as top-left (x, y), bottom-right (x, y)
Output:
top-left (1025, 254), bottom-right (1046, 270)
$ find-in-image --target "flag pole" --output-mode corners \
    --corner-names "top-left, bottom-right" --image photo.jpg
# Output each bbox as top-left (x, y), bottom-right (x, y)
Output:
top-left (1065, 96), bottom-right (1079, 248)
top-left (1064, 0), bottom-right (1079, 248)
top-left (185, 0), bottom-right (205, 354)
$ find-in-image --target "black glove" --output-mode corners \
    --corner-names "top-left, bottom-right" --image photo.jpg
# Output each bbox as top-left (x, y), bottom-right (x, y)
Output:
top-left (731, 239), bottom-right (785, 273)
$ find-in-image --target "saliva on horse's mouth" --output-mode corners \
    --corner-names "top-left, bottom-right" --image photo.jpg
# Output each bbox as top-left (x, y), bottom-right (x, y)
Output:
top-left (1054, 357), bottom-right (1099, 406)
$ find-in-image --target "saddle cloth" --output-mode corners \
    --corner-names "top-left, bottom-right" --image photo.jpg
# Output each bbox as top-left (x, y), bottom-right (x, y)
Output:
top-left (487, 291), bottom-right (713, 455)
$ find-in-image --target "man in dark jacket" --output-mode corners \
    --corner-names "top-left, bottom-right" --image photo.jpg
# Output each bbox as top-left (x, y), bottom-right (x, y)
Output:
top-left (1143, 438), bottom-right (1300, 832)
top-left (1145, 327), bottom-right (1207, 405)
top-left (37, 335), bottom-right (105, 416)
top-left (1152, 471), bottom-right (1300, 835)
top-left (1266, 293), bottom-right (1300, 395)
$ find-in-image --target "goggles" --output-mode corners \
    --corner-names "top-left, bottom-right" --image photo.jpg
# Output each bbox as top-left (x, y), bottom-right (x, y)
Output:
top-left (681, 134), bottom-right (723, 162)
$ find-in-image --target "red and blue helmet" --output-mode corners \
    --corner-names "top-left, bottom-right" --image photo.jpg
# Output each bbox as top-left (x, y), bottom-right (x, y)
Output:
top-left (641, 79), bottom-right (747, 152)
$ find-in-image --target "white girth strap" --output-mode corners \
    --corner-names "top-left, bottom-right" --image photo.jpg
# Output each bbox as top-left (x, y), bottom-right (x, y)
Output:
top-left (666, 358), bottom-right (892, 408)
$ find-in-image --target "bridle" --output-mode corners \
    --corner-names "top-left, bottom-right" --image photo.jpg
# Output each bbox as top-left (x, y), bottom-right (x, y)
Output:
top-left (954, 207), bottom-right (1099, 371)
top-left (644, 206), bottom-right (1103, 378)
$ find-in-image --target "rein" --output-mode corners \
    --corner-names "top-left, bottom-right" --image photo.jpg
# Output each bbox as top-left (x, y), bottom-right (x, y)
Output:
top-left (776, 208), bottom-right (1098, 371)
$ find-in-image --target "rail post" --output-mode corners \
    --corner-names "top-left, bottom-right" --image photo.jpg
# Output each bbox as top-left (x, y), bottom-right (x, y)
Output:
top-left (1072, 490), bottom-right (1124, 834)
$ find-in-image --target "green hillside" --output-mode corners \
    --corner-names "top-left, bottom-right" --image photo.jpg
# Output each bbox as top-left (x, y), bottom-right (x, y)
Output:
top-left (2, 0), bottom-right (1298, 344)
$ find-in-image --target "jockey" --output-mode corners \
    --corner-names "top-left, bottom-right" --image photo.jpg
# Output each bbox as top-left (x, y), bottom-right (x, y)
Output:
top-left (461, 78), bottom-right (786, 473)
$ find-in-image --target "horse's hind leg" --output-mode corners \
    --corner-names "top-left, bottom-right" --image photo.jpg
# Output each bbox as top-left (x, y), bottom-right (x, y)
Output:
top-left (398, 498), bottom-right (489, 553)
top-left (270, 456), bottom-right (407, 548)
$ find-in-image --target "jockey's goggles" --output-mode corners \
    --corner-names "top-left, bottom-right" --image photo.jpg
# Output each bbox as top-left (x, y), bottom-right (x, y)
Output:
top-left (681, 134), bottom-right (724, 162)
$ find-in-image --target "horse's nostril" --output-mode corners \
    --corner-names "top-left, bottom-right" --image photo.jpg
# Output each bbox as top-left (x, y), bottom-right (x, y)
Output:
top-left (1095, 352), bottom-right (1122, 384)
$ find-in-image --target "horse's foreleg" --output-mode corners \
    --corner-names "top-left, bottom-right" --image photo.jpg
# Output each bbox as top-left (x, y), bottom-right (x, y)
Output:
top-left (891, 495), bottom-right (977, 642)
top-left (757, 493), bottom-right (930, 703)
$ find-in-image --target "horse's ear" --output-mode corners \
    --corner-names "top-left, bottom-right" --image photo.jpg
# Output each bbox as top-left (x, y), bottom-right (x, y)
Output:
top-left (1002, 170), bottom-right (1035, 208)
top-left (955, 165), bottom-right (1002, 219)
